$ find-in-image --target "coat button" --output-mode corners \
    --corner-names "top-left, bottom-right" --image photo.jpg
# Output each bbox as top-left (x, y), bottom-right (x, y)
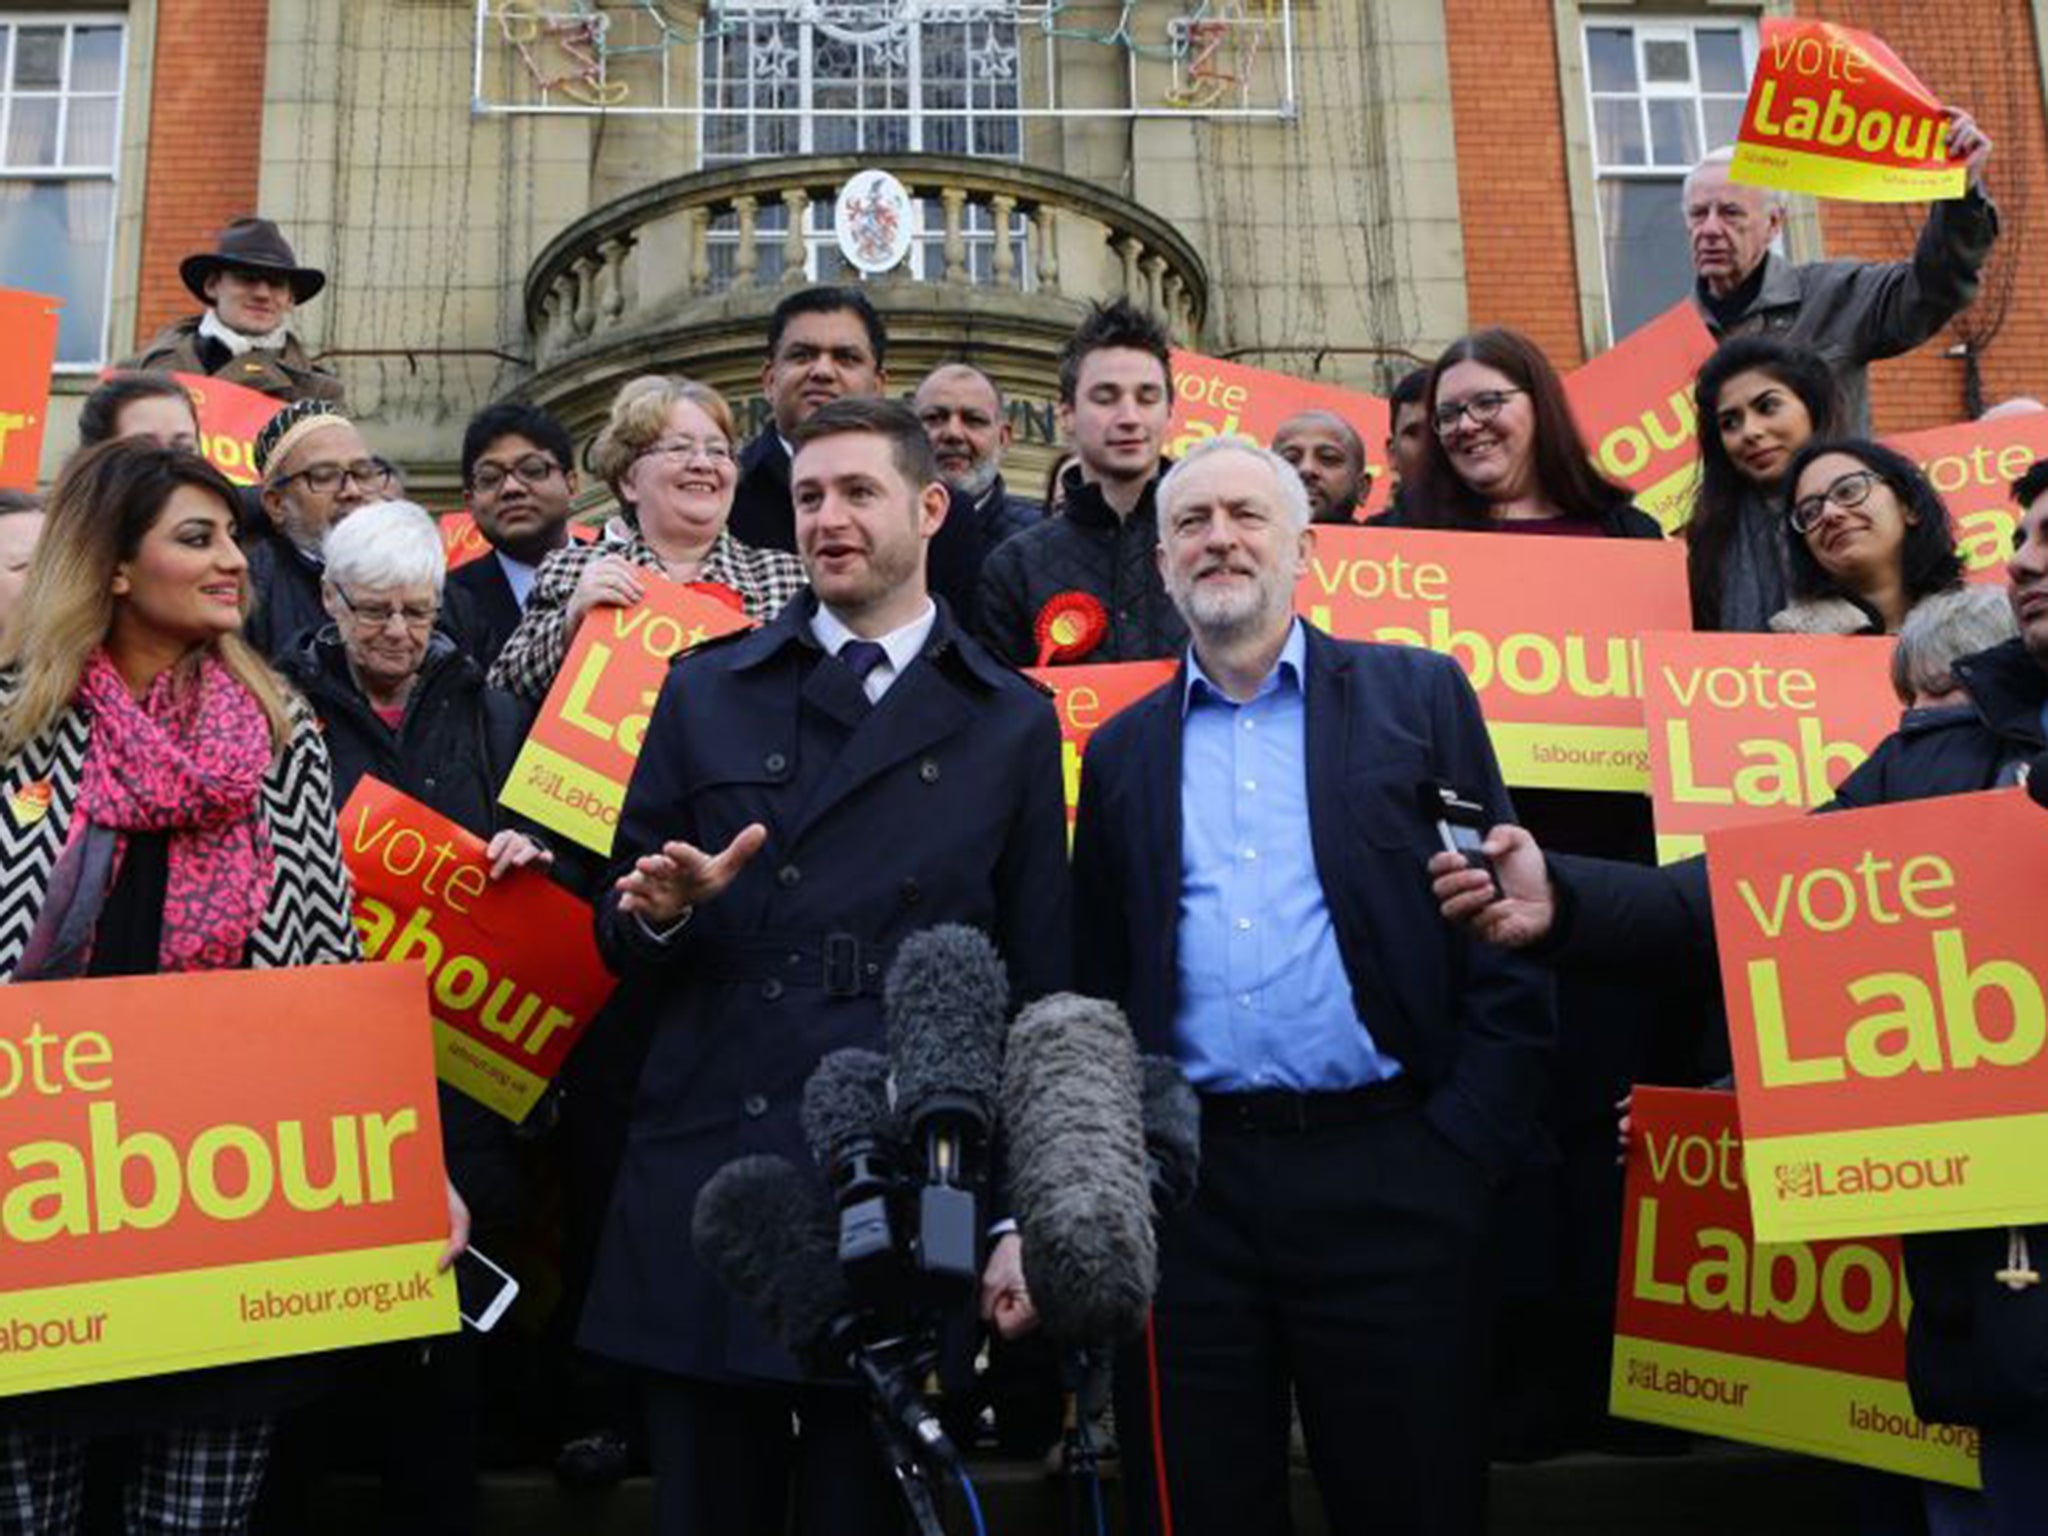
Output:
top-left (900, 878), bottom-right (922, 905)
top-left (919, 760), bottom-right (940, 784)
top-left (765, 752), bottom-right (788, 774)
top-left (760, 978), bottom-right (784, 1002)
top-left (743, 1094), bottom-right (768, 1118)
top-left (777, 864), bottom-right (802, 889)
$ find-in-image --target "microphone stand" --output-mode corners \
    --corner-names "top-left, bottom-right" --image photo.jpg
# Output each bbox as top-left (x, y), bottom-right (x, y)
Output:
top-left (848, 1331), bottom-right (956, 1536)
top-left (1059, 1346), bottom-right (1112, 1536)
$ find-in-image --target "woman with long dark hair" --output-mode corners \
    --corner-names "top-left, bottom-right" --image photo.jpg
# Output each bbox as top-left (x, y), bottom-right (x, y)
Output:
top-left (1686, 336), bottom-right (1842, 631)
top-left (1772, 438), bottom-right (1964, 635)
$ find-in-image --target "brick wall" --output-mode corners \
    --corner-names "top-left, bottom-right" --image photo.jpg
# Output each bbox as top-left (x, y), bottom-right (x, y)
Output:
top-left (132, 0), bottom-right (270, 348)
top-left (1441, 0), bottom-right (1588, 369)
top-left (1797, 1), bottom-right (2048, 432)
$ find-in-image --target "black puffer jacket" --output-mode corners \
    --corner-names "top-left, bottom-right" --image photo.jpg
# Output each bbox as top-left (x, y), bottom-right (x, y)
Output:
top-left (974, 464), bottom-right (1187, 667)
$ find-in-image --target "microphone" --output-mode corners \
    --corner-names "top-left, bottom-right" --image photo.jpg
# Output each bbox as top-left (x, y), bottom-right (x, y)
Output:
top-left (1001, 993), bottom-right (1156, 1345)
top-left (801, 1048), bottom-right (903, 1307)
top-left (1138, 1054), bottom-right (1202, 1215)
top-left (885, 925), bottom-right (1010, 1288)
top-left (692, 1154), bottom-right (959, 1469)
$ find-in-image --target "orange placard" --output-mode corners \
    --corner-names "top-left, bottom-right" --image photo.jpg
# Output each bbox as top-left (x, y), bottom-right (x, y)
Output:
top-left (1167, 350), bottom-right (1394, 519)
top-left (0, 965), bottom-right (455, 1395)
top-left (1706, 789), bottom-right (2048, 1242)
top-left (439, 511), bottom-right (599, 573)
top-left (497, 576), bottom-right (756, 855)
top-left (1025, 660), bottom-right (1176, 829)
top-left (168, 372), bottom-right (285, 488)
top-left (1296, 527), bottom-right (1689, 790)
top-left (1733, 20), bottom-right (1965, 203)
top-left (1613, 1088), bottom-right (1979, 1485)
top-left (1642, 632), bottom-right (1903, 863)
top-left (0, 289), bottom-right (63, 491)
top-left (340, 777), bottom-right (615, 1122)
top-left (1562, 303), bottom-right (1718, 533)
top-left (1885, 411), bottom-right (2048, 586)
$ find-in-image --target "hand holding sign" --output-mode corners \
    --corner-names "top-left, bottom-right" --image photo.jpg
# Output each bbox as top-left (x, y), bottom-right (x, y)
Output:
top-left (616, 822), bottom-right (769, 928)
top-left (1942, 106), bottom-right (1993, 188)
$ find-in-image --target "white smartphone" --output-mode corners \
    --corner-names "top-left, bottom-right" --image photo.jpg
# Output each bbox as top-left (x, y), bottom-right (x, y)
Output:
top-left (455, 1246), bottom-right (520, 1332)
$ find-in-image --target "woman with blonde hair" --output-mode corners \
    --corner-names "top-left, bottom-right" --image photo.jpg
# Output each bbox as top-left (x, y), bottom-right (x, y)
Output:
top-left (0, 439), bottom-right (463, 1533)
top-left (489, 375), bottom-right (806, 700)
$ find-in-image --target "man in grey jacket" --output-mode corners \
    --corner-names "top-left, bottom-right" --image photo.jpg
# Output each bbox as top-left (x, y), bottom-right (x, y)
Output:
top-left (1684, 108), bottom-right (1996, 432)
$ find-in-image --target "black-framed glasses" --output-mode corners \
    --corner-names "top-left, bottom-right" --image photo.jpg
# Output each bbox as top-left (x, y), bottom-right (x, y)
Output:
top-left (275, 457), bottom-right (397, 496)
top-left (1432, 389), bottom-right (1523, 435)
top-left (333, 585), bottom-right (438, 631)
top-left (469, 453), bottom-right (564, 494)
top-left (1790, 469), bottom-right (1883, 535)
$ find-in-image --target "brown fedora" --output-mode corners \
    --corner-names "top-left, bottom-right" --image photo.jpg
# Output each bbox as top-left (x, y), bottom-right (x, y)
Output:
top-left (180, 216), bottom-right (326, 305)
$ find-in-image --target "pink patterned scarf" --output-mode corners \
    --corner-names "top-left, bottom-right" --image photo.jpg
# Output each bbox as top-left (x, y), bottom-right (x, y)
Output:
top-left (15, 650), bottom-right (275, 978)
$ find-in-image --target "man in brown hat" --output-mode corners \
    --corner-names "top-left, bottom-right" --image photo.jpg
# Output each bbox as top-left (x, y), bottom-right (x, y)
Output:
top-left (124, 215), bottom-right (345, 404)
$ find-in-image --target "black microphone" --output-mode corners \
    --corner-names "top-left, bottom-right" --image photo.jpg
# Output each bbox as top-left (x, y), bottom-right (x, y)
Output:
top-left (692, 1154), bottom-right (959, 1469)
top-left (1001, 993), bottom-right (1156, 1345)
top-left (885, 925), bottom-right (1010, 1288)
top-left (801, 1048), bottom-right (903, 1307)
top-left (1138, 1054), bottom-right (1202, 1215)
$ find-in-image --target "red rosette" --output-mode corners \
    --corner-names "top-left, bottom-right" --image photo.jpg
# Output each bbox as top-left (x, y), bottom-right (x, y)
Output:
top-left (1033, 591), bottom-right (1109, 667)
top-left (687, 580), bottom-right (748, 614)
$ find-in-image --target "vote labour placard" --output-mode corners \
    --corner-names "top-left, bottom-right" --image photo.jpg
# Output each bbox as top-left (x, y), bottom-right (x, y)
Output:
top-left (0, 965), bottom-right (455, 1398)
top-left (1887, 411), bottom-right (2048, 586)
top-left (439, 512), bottom-right (598, 573)
top-left (1643, 632), bottom-right (1903, 863)
top-left (1026, 660), bottom-right (1176, 830)
top-left (1613, 1088), bottom-right (1980, 1487)
top-left (498, 577), bottom-right (755, 855)
top-left (169, 372), bottom-right (284, 488)
top-left (340, 777), bottom-right (615, 1122)
top-left (1167, 350), bottom-right (1394, 520)
top-left (1707, 790), bottom-right (2048, 1243)
top-left (1560, 303), bottom-right (1717, 533)
top-left (0, 289), bottom-right (62, 491)
top-left (1733, 20), bottom-right (1965, 203)
top-left (1296, 527), bottom-right (1690, 791)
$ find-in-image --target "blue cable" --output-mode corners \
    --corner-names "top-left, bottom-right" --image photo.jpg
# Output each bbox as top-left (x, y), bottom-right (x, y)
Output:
top-left (955, 1464), bottom-right (990, 1536)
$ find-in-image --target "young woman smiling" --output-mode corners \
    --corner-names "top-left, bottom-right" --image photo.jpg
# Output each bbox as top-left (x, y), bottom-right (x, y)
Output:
top-left (1773, 439), bottom-right (1964, 636)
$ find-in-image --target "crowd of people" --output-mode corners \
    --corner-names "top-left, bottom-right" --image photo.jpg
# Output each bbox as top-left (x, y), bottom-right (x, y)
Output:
top-left (1, 106), bottom-right (2043, 1536)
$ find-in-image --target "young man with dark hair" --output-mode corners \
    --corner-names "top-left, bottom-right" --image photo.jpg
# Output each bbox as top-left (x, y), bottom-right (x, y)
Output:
top-left (582, 394), bottom-right (1068, 1536)
top-left (976, 298), bottom-right (1185, 666)
top-left (453, 401), bottom-right (580, 667)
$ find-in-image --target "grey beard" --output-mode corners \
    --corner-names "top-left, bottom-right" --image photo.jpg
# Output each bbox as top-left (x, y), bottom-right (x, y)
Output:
top-left (945, 459), bottom-right (1001, 500)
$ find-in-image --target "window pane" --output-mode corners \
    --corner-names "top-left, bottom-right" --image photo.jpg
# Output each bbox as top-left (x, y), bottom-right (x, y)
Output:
top-left (1697, 30), bottom-right (1746, 94)
top-left (1594, 99), bottom-right (1646, 166)
top-left (1648, 99), bottom-right (1699, 167)
top-left (13, 25), bottom-right (62, 88)
top-left (1703, 98), bottom-right (1745, 153)
top-left (6, 97), bottom-right (60, 166)
top-left (71, 26), bottom-right (122, 92)
top-left (1642, 38), bottom-right (1691, 85)
top-left (1598, 178), bottom-right (1692, 341)
top-left (0, 178), bottom-right (113, 364)
top-left (64, 96), bottom-right (117, 166)
top-left (1586, 28), bottom-right (1636, 92)
top-left (0, 30), bottom-right (12, 89)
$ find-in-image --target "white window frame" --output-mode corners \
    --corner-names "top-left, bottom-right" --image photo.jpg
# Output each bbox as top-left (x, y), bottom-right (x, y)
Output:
top-left (0, 11), bottom-right (128, 370)
top-left (1580, 14), bottom-right (1757, 342)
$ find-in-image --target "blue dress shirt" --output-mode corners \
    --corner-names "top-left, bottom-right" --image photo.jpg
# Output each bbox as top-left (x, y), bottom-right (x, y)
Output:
top-left (1173, 621), bottom-right (1402, 1093)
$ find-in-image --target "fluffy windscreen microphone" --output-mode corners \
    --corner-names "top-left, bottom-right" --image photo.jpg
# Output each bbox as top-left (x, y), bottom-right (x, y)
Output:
top-left (885, 925), bottom-right (1011, 1286)
top-left (801, 1049), bottom-right (902, 1306)
top-left (1003, 993), bottom-right (1157, 1344)
top-left (1138, 1054), bottom-right (1202, 1215)
top-left (692, 1154), bottom-right (959, 1469)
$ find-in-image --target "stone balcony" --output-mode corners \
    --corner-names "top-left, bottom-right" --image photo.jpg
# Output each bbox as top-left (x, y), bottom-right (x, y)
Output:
top-left (515, 152), bottom-right (1209, 451)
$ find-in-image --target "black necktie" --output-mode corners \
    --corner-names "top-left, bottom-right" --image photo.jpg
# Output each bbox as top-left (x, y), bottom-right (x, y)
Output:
top-left (838, 639), bottom-right (889, 684)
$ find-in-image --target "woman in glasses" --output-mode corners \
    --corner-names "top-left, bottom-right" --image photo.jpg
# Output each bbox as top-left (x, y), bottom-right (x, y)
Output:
top-left (1772, 439), bottom-right (1964, 635)
top-left (1386, 327), bottom-right (1662, 540)
top-left (490, 375), bottom-right (807, 702)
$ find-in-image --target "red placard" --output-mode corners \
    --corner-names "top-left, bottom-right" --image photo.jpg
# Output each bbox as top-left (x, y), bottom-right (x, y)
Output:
top-left (169, 372), bottom-right (285, 488)
top-left (439, 511), bottom-right (599, 573)
top-left (1561, 303), bottom-right (1718, 532)
top-left (0, 289), bottom-right (63, 490)
top-left (339, 777), bottom-right (615, 1122)
top-left (1885, 411), bottom-right (2048, 586)
top-left (1167, 350), bottom-right (1394, 519)
top-left (1025, 660), bottom-right (1176, 828)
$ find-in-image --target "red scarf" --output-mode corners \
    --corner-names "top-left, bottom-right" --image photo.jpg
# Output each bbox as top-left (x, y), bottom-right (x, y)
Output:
top-left (15, 650), bottom-right (275, 978)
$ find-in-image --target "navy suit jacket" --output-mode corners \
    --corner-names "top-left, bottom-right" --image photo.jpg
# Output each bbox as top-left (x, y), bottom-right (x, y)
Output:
top-left (1072, 624), bottom-right (1555, 1177)
top-left (445, 549), bottom-right (525, 671)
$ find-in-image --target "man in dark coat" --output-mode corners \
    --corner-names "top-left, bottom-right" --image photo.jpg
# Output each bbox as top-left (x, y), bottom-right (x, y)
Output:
top-left (449, 402), bottom-right (580, 670)
top-left (124, 216), bottom-right (345, 404)
top-left (728, 285), bottom-right (987, 624)
top-left (581, 398), bottom-right (1070, 1536)
top-left (976, 298), bottom-right (1186, 666)
top-left (1072, 437), bottom-right (1554, 1536)
top-left (913, 360), bottom-right (1043, 550)
top-left (1432, 463), bottom-right (2048, 1522)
